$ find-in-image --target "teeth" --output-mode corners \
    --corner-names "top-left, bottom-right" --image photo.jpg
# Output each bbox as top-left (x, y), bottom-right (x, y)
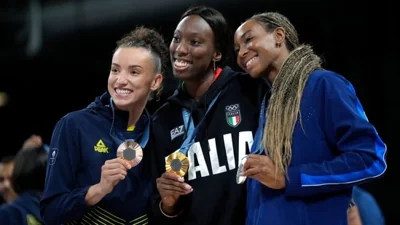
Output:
top-left (246, 57), bottom-right (257, 68)
top-left (116, 89), bottom-right (131, 95)
top-left (174, 59), bottom-right (189, 67)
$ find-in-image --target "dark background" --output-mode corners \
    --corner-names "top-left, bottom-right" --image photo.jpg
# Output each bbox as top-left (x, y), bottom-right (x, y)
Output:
top-left (1, 0), bottom-right (396, 223)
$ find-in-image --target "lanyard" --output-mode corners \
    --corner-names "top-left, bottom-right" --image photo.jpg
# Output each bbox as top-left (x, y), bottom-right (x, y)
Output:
top-left (179, 92), bottom-right (221, 154)
top-left (251, 93), bottom-right (268, 155)
top-left (109, 98), bottom-right (150, 149)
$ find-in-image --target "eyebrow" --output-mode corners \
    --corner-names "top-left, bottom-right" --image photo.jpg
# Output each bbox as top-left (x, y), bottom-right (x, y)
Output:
top-left (111, 63), bottom-right (143, 69)
top-left (188, 32), bottom-right (203, 36)
top-left (234, 30), bottom-right (251, 47)
top-left (174, 30), bottom-right (204, 38)
top-left (240, 30), bottom-right (251, 39)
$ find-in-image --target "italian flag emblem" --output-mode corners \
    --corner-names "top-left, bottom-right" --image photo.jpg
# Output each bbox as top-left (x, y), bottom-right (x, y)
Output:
top-left (225, 104), bottom-right (241, 127)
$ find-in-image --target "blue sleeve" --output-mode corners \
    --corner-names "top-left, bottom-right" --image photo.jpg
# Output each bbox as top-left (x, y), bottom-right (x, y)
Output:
top-left (285, 72), bottom-right (387, 197)
top-left (0, 206), bottom-right (23, 225)
top-left (353, 187), bottom-right (385, 225)
top-left (40, 115), bottom-right (90, 224)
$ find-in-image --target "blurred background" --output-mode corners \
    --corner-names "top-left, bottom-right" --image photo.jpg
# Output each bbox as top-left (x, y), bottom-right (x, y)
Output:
top-left (0, 0), bottom-right (396, 224)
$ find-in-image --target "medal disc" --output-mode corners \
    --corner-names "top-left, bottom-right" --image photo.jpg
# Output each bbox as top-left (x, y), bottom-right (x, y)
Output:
top-left (236, 155), bottom-right (248, 184)
top-left (165, 151), bottom-right (189, 177)
top-left (116, 141), bottom-right (143, 167)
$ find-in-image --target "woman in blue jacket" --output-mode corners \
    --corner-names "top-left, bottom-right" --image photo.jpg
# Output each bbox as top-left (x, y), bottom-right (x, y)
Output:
top-left (233, 12), bottom-right (387, 225)
top-left (40, 26), bottom-right (168, 225)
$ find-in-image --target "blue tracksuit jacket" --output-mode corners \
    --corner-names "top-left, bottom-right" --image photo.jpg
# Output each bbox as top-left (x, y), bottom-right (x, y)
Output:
top-left (40, 92), bottom-right (153, 225)
top-left (246, 70), bottom-right (387, 225)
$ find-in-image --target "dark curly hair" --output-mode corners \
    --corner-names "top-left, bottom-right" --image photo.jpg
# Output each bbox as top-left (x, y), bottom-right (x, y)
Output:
top-left (114, 26), bottom-right (169, 101)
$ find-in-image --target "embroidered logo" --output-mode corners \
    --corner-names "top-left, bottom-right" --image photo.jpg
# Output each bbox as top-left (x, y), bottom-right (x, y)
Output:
top-left (94, 139), bottom-right (109, 153)
top-left (170, 125), bottom-right (185, 141)
top-left (225, 104), bottom-right (241, 127)
top-left (26, 214), bottom-right (41, 225)
top-left (49, 148), bottom-right (59, 165)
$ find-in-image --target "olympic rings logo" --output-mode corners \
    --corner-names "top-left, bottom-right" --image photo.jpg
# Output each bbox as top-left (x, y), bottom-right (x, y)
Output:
top-left (225, 104), bottom-right (239, 111)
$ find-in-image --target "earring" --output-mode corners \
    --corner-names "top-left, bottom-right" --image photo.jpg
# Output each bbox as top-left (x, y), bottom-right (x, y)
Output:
top-left (213, 60), bottom-right (216, 72)
top-left (275, 42), bottom-right (281, 48)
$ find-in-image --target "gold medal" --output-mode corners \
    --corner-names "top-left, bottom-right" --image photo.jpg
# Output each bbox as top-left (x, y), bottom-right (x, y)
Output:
top-left (236, 155), bottom-right (248, 184)
top-left (116, 141), bottom-right (143, 168)
top-left (165, 151), bottom-right (189, 177)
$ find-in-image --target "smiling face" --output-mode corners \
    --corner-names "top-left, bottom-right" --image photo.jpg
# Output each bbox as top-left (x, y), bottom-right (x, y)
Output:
top-left (234, 19), bottom-right (285, 79)
top-left (169, 15), bottom-right (220, 81)
top-left (107, 47), bottom-right (162, 111)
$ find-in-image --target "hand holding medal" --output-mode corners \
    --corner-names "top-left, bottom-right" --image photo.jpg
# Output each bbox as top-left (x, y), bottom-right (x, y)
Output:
top-left (97, 158), bottom-right (131, 196)
top-left (88, 98), bottom-right (150, 205)
top-left (156, 172), bottom-right (193, 209)
top-left (109, 98), bottom-right (150, 169)
top-left (236, 94), bottom-right (267, 184)
top-left (239, 154), bottom-right (286, 189)
top-left (158, 92), bottom-right (221, 213)
top-left (236, 93), bottom-right (286, 189)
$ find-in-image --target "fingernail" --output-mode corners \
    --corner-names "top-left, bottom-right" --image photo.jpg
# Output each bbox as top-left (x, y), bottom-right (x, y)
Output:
top-left (184, 184), bottom-right (192, 190)
top-left (178, 177), bottom-right (184, 182)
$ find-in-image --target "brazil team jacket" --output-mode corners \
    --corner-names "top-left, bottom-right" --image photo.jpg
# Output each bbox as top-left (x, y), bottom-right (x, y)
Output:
top-left (41, 92), bottom-right (153, 225)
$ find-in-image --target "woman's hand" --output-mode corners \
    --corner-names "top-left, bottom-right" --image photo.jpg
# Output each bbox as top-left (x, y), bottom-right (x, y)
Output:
top-left (242, 154), bottom-right (286, 189)
top-left (156, 172), bottom-right (192, 215)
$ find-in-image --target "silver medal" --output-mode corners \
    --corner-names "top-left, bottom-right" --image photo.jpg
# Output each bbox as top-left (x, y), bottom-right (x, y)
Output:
top-left (236, 155), bottom-right (249, 184)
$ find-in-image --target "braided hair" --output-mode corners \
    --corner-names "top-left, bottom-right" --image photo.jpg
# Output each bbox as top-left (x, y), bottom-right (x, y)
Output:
top-left (251, 12), bottom-right (322, 175)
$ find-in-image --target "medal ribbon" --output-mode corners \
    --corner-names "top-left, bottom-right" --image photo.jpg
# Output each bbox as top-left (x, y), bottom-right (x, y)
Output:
top-left (250, 93), bottom-right (268, 155)
top-left (109, 98), bottom-right (150, 149)
top-left (179, 91), bottom-right (221, 155)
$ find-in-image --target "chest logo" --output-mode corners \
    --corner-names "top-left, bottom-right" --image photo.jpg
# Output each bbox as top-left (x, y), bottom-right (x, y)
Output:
top-left (170, 125), bottom-right (185, 141)
top-left (225, 104), bottom-right (241, 127)
top-left (94, 139), bottom-right (109, 153)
